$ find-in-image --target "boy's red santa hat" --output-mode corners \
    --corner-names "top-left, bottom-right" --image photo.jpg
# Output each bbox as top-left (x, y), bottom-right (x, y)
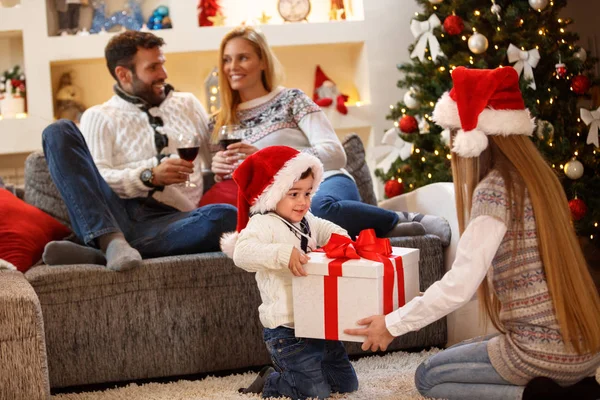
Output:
top-left (220, 146), bottom-right (324, 258)
top-left (432, 66), bottom-right (535, 158)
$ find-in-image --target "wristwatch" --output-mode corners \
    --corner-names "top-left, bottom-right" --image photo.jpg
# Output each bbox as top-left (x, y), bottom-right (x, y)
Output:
top-left (140, 168), bottom-right (155, 188)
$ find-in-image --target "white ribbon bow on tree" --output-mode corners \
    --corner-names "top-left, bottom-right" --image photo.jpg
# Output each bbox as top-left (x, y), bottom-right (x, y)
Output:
top-left (410, 14), bottom-right (445, 62)
top-left (580, 107), bottom-right (600, 147)
top-left (373, 128), bottom-right (414, 172)
top-left (507, 44), bottom-right (541, 90)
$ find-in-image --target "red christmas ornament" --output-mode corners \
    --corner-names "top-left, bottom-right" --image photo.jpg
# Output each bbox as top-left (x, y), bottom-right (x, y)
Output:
top-left (555, 63), bottom-right (567, 79)
top-left (443, 15), bottom-right (464, 36)
top-left (569, 198), bottom-right (587, 221)
top-left (385, 179), bottom-right (404, 199)
top-left (198, 0), bottom-right (221, 27)
top-left (571, 75), bottom-right (591, 95)
top-left (399, 115), bottom-right (418, 133)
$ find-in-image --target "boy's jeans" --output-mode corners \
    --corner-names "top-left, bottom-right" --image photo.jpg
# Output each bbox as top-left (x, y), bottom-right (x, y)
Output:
top-left (262, 326), bottom-right (358, 399)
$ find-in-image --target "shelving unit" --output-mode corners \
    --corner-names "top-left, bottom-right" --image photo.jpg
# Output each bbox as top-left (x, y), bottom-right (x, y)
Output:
top-left (0, 0), bottom-right (420, 191)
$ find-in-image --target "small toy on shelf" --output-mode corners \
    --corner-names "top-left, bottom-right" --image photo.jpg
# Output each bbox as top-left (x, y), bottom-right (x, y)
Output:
top-left (56, 0), bottom-right (89, 36)
top-left (55, 72), bottom-right (86, 123)
top-left (313, 65), bottom-right (348, 115)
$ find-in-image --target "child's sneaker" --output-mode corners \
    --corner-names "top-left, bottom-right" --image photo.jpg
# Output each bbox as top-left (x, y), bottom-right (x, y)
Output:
top-left (238, 365), bottom-right (275, 394)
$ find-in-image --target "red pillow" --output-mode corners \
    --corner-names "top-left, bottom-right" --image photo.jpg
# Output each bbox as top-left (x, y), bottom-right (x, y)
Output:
top-left (0, 189), bottom-right (71, 272)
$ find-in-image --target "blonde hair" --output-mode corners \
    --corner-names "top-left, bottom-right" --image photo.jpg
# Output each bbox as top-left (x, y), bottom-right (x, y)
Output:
top-left (452, 133), bottom-right (600, 354)
top-left (214, 26), bottom-right (282, 136)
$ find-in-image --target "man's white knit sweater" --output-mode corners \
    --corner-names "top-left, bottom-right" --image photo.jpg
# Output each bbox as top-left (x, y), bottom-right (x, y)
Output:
top-left (233, 212), bottom-right (347, 329)
top-left (80, 92), bottom-right (211, 211)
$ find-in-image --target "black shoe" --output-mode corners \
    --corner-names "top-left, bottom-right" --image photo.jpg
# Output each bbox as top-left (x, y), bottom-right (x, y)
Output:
top-left (238, 365), bottom-right (275, 394)
top-left (522, 376), bottom-right (600, 400)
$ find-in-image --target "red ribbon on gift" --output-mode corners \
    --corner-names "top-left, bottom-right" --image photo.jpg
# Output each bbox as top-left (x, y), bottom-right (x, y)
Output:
top-left (319, 229), bottom-right (406, 340)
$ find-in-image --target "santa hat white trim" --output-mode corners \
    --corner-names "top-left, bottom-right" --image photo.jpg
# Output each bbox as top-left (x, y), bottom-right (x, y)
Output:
top-left (250, 152), bottom-right (324, 215)
top-left (433, 92), bottom-right (535, 157)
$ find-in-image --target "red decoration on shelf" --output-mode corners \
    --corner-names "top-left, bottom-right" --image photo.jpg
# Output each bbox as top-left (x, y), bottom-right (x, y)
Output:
top-left (571, 75), bottom-right (591, 95)
top-left (443, 15), bottom-right (464, 36)
top-left (555, 63), bottom-right (567, 79)
top-left (198, 0), bottom-right (221, 27)
top-left (569, 198), bottom-right (587, 221)
top-left (384, 179), bottom-right (404, 198)
top-left (399, 115), bottom-right (418, 133)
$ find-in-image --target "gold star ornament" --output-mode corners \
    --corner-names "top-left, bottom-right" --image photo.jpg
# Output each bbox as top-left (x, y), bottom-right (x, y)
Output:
top-left (208, 12), bottom-right (226, 26)
top-left (258, 11), bottom-right (272, 24)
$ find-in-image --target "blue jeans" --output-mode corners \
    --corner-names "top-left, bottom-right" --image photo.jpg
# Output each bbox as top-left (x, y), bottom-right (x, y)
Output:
top-left (415, 335), bottom-right (525, 400)
top-left (262, 326), bottom-right (358, 399)
top-left (311, 174), bottom-right (399, 238)
top-left (42, 120), bottom-right (237, 257)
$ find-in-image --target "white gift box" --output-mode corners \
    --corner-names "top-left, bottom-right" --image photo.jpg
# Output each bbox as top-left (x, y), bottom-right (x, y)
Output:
top-left (292, 246), bottom-right (420, 342)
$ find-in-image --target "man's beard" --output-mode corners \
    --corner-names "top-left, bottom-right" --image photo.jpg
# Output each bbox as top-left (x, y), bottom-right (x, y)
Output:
top-left (130, 75), bottom-right (166, 106)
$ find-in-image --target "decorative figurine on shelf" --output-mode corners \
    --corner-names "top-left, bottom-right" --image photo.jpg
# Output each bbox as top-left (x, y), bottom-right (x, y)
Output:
top-left (277, 0), bottom-right (311, 22)
top-left (56, 0), bottom-right (89, 36)
top-left (329, 0), bottom-right (345, 20)
top-left (90, 0), bottom-right (144, 34)
top-left (0, 79), bottom-right (25, 119)
top-left (55, 72), bottom-right (86, 123)
top-left (147, 5), bottom-right (172, 30)
top-left (313, 65), bottom-right (348, 115)
top-left (198, 0), bottom-right (221, 27)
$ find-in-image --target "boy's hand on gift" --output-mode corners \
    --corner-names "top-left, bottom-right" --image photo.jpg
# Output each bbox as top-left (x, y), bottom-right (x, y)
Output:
top-left (344, 315), bottom-right (395, 352)
top-left (288, 248), bottom-right (309, 277)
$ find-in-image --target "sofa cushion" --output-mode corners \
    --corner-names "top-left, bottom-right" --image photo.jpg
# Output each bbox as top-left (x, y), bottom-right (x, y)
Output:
top-left (0, 189), bottom-right (71, 272)
top-left (24, 152), bottom-right (72, 229)
top-left (342, 134), bottom-right (378, 206)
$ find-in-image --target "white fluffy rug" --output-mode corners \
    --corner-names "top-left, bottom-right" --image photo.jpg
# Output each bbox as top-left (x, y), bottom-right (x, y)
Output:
top-left (52, 349), bottom-right (439, 400)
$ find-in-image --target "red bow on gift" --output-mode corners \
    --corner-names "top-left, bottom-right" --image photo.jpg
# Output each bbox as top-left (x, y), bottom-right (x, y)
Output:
top-left (320, 229), bottom-right (392, 260)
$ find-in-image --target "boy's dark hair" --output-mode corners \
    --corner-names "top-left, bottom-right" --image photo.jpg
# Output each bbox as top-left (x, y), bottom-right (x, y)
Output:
top-left (300, 168), bottom-right (314, 180)
top-left (105, 31), bottom-right (165, 81)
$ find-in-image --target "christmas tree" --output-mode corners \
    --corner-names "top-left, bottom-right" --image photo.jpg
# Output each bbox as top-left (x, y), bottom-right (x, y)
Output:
top-left (376, 0), bottom-right (599, 247)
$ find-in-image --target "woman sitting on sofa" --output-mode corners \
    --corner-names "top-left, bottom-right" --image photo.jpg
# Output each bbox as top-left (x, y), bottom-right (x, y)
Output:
top-left (200, 26), bottom-right (450, 242)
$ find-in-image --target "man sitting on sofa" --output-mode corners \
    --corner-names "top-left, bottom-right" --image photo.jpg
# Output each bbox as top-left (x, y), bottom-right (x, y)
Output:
top-left (42, 31), bottom-right (237, 271)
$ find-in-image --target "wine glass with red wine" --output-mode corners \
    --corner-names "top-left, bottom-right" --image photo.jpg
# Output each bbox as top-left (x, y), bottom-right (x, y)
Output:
top-left (177, 133), bottom-right (200, 188)
top-left (218, 125), bottom-right (243, 151)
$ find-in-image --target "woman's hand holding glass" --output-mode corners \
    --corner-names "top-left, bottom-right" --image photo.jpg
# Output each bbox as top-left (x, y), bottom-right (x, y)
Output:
top-left (212, 126), bottom-right (259, 180)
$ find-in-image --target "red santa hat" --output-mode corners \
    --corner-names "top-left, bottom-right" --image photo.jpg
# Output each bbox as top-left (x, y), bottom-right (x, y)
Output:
top-left (220, 146), bottom-right (324, 258)
top-left (432, 66), bottom-right (535, 158)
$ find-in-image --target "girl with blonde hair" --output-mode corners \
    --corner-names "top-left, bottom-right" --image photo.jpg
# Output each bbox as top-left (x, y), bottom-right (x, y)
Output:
top-left (346, 67), bottom-right (600, 399)
top-left (200, 25), bottom-right (451, 243)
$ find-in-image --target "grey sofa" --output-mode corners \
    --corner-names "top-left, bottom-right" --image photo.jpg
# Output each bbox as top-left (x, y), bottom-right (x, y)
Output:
top-left (0, 134), bottom-right (446, 399)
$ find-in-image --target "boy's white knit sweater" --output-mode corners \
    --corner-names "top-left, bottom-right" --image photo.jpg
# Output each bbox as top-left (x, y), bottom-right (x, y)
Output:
top-left (80, 92), bottom-right (211, 211)
top-left (233, 212), bottom-right (348, 329)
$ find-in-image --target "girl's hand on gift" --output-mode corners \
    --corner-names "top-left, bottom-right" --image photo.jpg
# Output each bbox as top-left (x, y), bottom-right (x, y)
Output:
top-left (288, 248), bottom-right (309, 277)
top-left (344, 315), bottom-right (395, 352)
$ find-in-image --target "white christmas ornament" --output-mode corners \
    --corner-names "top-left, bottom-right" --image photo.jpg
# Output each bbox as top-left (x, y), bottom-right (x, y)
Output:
top-left (574, 48), bottom-right (587, 63)
top-left (507, 44), bottom-right (541, 90)
top-left (491, 2), bottom-right (502, 21)
top-left (417, 115), bottom-right (430, 134)
top-left (528, 0), bottom-right (549, 11)
top-left (441, 128), bottom-right (451, 147)
top-left (428, 0), bottom-right (444, 4)
top-left (403, 88), bottom-right (420, 109)
top-left (410, 14), bottom-right (445, 62)
top-left (580, 106), bottom-right (600, 147)
top-left (468, 33), bottom-right (489, 54)
top-left (373, 127), bottom-right (414, 172)
top-left (564, 159), bottom-right (584, 180)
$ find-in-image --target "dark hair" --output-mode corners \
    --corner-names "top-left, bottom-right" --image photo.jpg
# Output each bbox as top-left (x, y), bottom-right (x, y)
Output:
top-left (299, 168), bottom-right (314, 180)
top-left (105, 31), bottom-right (165, 81)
